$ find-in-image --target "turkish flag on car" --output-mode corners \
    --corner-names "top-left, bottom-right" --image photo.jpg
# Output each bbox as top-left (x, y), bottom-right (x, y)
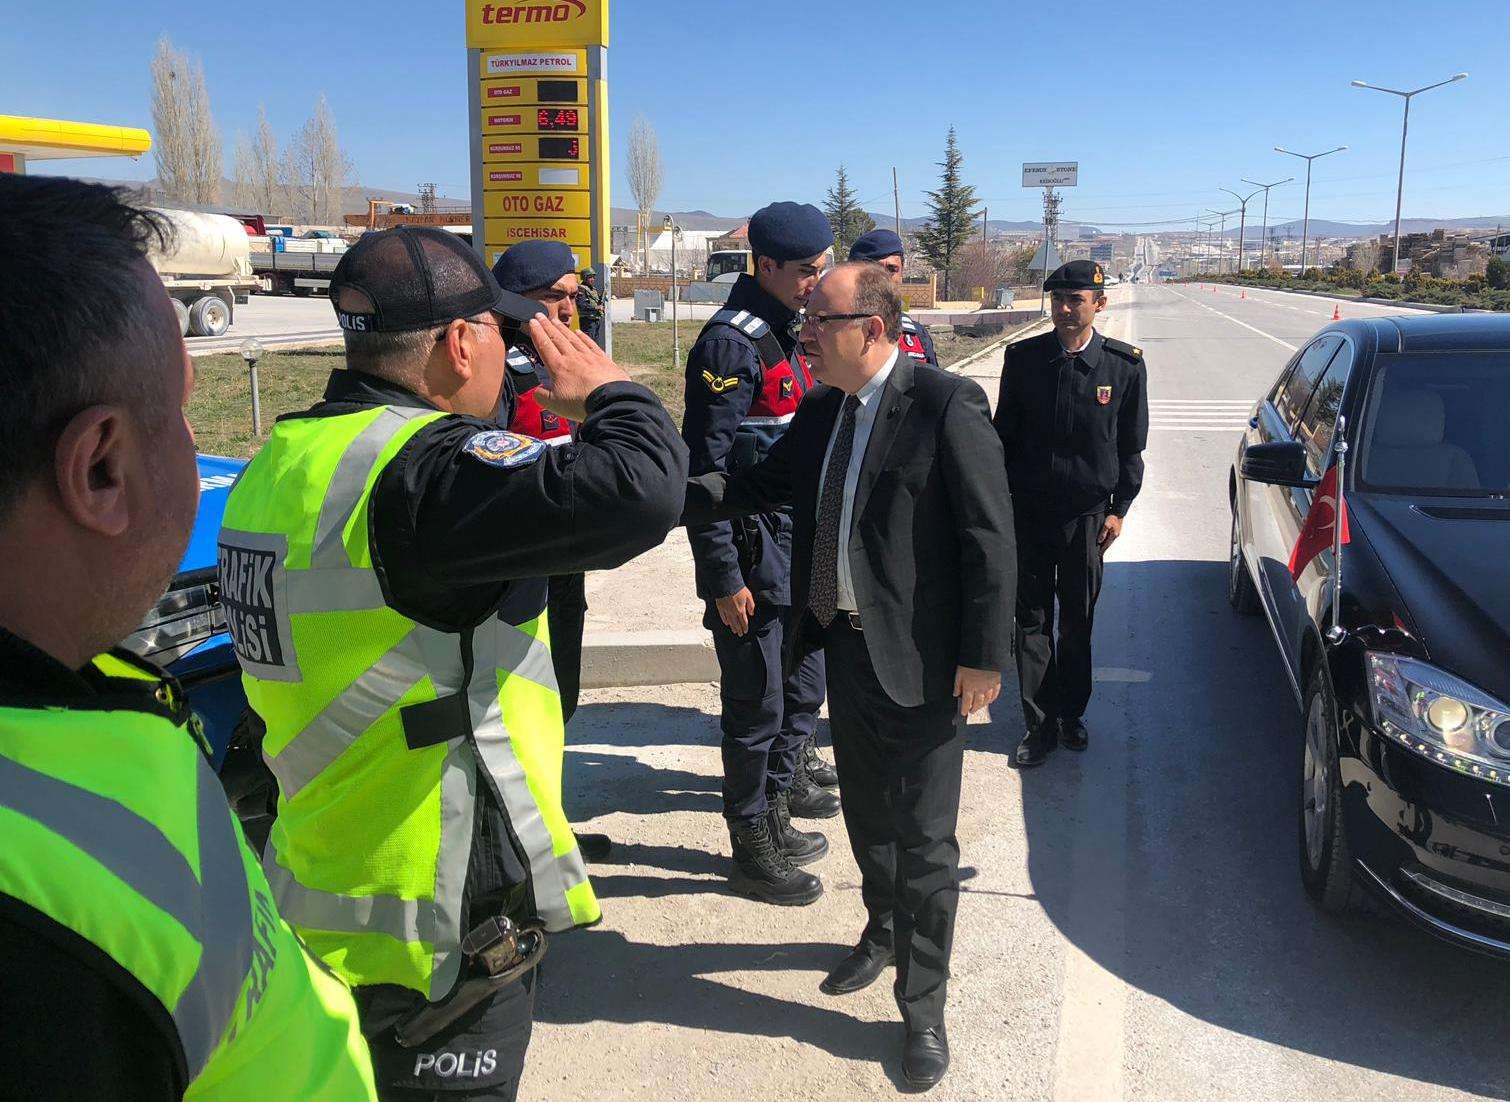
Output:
top-left (1289, 463), bottom-right (1350, 578)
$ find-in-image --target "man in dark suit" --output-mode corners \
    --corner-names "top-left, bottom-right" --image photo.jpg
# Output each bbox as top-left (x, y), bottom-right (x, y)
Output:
top-left (684, 262), bottom-right (1015, 1088)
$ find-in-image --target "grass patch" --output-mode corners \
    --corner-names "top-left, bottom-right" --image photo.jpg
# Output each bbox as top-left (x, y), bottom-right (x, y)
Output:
top-left (191, 348), bottom-right (340, 458)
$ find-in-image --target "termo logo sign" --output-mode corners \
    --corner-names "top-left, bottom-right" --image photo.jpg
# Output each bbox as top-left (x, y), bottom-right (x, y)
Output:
top-left (478, 1), bottom-right (587, 24)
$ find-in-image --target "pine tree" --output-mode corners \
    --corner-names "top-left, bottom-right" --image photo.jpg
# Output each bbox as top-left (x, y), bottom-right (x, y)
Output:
top-left (823, 165), bottom-right (875, 259)
top-left (915, 127), bottom-right (980, 299)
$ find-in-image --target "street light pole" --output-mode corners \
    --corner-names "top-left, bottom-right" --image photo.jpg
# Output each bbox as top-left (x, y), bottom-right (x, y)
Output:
top-left (1275, 145), bottom-right (1347, 277)
top-left (663, 214), bottom-right (680, 368)
top-left (1352, 73), bottom-right (1468, 273)
top-left (1220, 188), bottom-right (1262, 273)
top-left (1241, 177), bottom-right (1293, 271)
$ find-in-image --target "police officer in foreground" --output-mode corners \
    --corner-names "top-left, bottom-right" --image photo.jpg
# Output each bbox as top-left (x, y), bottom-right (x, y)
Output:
top-left (0, 175), bottom-right (378, 1100)
top-left (577, 267), bottom-right (606, 346)
top-left (848, 228), bottom-right (939, 367)
top-left (492, 241), bottom-right (609, 862)
top-left (683, 201), bottom-right (842, 907)
top-left (993, 260), bottom-right (1148, 768)
top-left (219, 226), bottom-right (687, 1100)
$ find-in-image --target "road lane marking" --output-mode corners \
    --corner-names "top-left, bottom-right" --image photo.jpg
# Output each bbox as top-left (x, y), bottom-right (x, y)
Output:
top-left (1165, 288), bottom-right (1298, 353)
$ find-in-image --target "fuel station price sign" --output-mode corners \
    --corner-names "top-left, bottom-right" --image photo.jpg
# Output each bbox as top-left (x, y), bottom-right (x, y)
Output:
top-left (466, 2), bottom-right (610, 345)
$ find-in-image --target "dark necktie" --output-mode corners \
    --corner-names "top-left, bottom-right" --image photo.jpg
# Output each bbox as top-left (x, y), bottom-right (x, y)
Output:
top-left (809, 395), bottom-right (860, 628)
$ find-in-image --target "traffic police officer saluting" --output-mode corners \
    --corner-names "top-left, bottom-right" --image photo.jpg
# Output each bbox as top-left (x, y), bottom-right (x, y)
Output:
top-left (491, 243), bottom-right (610, 861)
top-left (993, 260), bottom-right (1148, 768)
top-left (0, 176), bottom-right (377, 1101)
top-left (848, 228), bottom-right (939, 368)
top-left (683, 201), bottom-right (842, 906)
top-left (219, 227), bottom-right (687, 1100)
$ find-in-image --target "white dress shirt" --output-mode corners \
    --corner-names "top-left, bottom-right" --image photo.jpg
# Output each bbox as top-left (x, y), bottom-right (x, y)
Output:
top-left (817, 348), bottom-right (900, 613)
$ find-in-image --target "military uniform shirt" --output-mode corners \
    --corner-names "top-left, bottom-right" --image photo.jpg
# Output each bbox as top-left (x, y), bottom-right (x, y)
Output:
top-left (992, 328), bottom-right (1149, 518)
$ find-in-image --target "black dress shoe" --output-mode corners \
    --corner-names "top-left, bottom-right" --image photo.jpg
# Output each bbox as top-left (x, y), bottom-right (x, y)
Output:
top-left (902, 1024), bottom-right (949, 1089)
top-left (819, 942), bottom-right (894, 995)
top-left (1061, 718), bottom-right (1089, 752)
top-left (574, 832), bottom-right (612, 861)
top-left (1014, 723), bottom-right (1058, 768)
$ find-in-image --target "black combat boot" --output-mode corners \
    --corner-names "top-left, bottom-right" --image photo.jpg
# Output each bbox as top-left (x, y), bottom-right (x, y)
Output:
top-left (768, 790), bottom-right (828, 866)
top-left (729, 817), bottom-right (823, 906)
top-left (803, 735), bottom-right (839, 789)
top-left (786, 766), bottom-right (842, 819)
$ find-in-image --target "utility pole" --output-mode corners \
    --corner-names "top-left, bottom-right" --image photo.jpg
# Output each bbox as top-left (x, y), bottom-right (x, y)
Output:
top-left (1220, 188), bottom-right (1262, 272)
top-left (1352, 72), bottom-right (1468, 273)
top-left (417, 182), bottom-right (437, 215)
top-left (1207, 209), bottom-right (1233, 273)
top-left (982, 207), bottom-right (988, 242)
top-left (892, 167), bottom-right (902, 239)
top-left (1241, 177), bottom-right (1293, 270)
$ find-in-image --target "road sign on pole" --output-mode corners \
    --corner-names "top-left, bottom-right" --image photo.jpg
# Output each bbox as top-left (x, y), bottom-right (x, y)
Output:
top-left (466, 2), bottom-right (612, 350)
top-left (1022, 162), bottom-right (1079, 188)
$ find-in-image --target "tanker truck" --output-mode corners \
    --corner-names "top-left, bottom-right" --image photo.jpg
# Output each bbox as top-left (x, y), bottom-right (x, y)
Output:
top-left (147, 208), bottom-right (263, 337)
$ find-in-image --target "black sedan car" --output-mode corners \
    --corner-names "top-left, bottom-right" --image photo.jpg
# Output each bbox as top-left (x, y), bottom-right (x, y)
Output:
top-left (1229, 312), bottom-right (1510, 955)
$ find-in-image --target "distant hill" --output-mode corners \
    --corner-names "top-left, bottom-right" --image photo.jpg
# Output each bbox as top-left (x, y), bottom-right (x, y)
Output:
top-left (1220, 216), bottom-right (1510, 240)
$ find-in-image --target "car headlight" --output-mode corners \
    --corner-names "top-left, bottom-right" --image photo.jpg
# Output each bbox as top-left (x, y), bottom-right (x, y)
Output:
top-left (1367, 652), bottom-right (1510, 785)
top-left (122, 572), bottom-right (228, 666)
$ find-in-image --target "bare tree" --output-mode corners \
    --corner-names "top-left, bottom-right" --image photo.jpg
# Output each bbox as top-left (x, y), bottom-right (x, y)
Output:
top-left (234, 106), bottom-right (286, 217)
top-left (627, 116), bottom-right (663, 274)
top-left (288, 94), bottom-right (354, 226)
top-left (150, 37), bottom-right (222, 205)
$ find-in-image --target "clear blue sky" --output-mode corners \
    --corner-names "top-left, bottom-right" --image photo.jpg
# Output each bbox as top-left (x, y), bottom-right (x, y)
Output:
top-left (10, 0), bottom-right (1509, 229)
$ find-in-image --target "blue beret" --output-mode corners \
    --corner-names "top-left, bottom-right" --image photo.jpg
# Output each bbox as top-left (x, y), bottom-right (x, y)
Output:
top-left (848, 229), bottom-right (905, 262)
top-left (748, 202), bottom-right (834, 262)
top-left (491, 241), bottom-right (577, 294)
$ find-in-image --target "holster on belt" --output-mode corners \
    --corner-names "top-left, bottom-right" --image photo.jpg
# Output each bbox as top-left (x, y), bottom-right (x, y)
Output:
top-left (393, 914), bottom-right (547, 1048)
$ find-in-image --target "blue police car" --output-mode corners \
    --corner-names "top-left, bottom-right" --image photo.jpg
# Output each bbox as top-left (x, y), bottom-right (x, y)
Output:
top-left (121, 455), bottom-right (275, 842)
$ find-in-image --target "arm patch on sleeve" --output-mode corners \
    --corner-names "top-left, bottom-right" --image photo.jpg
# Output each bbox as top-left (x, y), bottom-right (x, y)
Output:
top-left (462, 429), bottom-right (545, 469)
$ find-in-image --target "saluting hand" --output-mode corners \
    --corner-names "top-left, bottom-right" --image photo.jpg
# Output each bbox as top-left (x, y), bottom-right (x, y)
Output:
top-left (527, 315), bottom-right (629, 423)
top-left (954, 666), bottom-right (1001, 719)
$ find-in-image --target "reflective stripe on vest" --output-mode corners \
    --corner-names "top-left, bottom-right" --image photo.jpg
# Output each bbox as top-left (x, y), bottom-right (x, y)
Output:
top-left (0, 663), bottom-right (377, 1099)
top-left (221, 403), bottom-right (597, 1002)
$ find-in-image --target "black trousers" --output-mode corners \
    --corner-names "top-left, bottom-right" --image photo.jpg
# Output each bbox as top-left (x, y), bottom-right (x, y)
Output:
top-left (823, 618), bottom-right (964, 1032)
top-left (707, 599), bottom-right (825, 823)
top-left (1014, 507), bottom-right (1106, 731)
top-left (546, 573), bottom-right (587, 725)
top-left (358, 971), bottom-right (537, 1101)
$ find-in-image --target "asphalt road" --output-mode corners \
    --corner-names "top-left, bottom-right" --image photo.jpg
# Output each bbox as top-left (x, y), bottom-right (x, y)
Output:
top-left (524, 283), bottom-right (1510, 1102)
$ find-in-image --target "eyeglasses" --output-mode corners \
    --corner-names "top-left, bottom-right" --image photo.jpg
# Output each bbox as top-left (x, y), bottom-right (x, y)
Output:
top-left (435, 317), bottom-right (505, 343)
top-left (801, 313), bottom-right (874, 328)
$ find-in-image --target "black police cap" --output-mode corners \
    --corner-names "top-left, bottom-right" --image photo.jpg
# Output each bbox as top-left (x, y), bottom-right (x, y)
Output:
top-left (330, 226), bottom-right (544, 334)
top-left (1043, 260), bottom-right (1106, 292)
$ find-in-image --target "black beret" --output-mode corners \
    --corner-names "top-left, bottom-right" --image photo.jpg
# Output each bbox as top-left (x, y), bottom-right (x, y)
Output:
top-left (848, 228), bottom-right (905, 263)
top-left (748, 202), bottom-right (834, 262)
top-left (491, 241), bottom-right (577, 294)
top-left (1043, 260), bottom-right (1106, 292)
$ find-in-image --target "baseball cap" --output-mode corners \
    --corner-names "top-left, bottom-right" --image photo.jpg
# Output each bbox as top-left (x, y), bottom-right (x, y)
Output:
top-left (330, 226), bottom-right (545, 334)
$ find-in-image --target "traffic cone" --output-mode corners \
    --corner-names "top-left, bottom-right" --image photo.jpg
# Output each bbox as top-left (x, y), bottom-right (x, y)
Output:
top-left (1331, 303), bottom-right (1341, 321)
top-left (1241, 289), bottom-right (1247, 300)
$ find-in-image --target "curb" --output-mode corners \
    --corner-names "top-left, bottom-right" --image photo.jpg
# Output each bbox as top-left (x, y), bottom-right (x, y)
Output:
top-left (581, 629), bottom-right (719, 690)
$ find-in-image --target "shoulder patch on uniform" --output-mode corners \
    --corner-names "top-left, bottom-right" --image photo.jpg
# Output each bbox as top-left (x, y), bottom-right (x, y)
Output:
top-left (462, 429), bottom-right (545, 469)
top-left (900, 314), bottom-right (918, 332)
top-left (701, 369), bottom-right (741, 395)
top-left (1103, 337), bottom-right (1143, 361)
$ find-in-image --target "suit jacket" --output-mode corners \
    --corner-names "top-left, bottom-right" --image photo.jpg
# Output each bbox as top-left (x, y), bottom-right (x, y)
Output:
top-left (684, 356), bottom-right (1016, 708)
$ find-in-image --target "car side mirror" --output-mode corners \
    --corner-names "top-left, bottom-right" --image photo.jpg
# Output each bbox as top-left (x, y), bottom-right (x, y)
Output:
top-left (1241, 440), bottom-right (1316, 488)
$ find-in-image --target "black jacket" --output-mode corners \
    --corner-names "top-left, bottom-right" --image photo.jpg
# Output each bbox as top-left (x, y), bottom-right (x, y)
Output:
top-left (992, 329), bottom-right (1149, 518)
top-left (681, 274), bottom-right (802, 604)
top-left (684, 357), bottom-right (1016, 708)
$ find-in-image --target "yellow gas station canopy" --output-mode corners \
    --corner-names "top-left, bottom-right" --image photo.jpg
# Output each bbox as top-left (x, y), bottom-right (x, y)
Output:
top-left (0, 115), bottom-right (152, 161)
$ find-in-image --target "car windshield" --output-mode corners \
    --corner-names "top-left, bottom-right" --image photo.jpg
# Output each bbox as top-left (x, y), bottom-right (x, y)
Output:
top-left (1358, 352), bottom-right (1510, 497)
